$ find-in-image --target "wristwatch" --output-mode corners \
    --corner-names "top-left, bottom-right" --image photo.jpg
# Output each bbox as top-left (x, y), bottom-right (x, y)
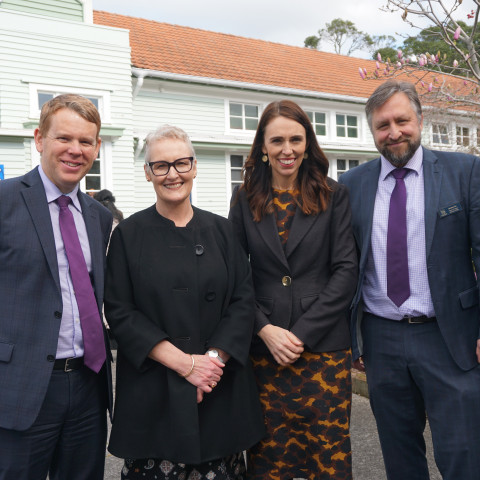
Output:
top-left (207, 349), bottom-right (225, 364)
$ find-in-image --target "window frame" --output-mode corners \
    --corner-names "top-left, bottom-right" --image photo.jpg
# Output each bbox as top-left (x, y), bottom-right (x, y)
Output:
top-left (227, 101), bottom-right (260, 132)
top-left (431, 123), bottom-right (450, 146)
top-left (335, 113), bottom-right (359, 139)
top-left (305, 110), bottom-right (327, 137)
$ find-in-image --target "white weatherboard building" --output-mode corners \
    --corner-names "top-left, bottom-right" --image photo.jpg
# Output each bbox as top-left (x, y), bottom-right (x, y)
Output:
top-left (1, 1), bottom-right (473, 218)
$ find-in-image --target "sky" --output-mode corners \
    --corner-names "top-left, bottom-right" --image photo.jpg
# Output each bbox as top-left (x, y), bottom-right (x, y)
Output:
top-left (91, 0), bottom-right (424, 59)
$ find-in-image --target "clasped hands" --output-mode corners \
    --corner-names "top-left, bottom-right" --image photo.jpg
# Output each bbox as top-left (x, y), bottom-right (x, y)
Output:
top-left (184, 351), bottom-right (227, 404)
top-left (258, 324), bottom-right (304, 366)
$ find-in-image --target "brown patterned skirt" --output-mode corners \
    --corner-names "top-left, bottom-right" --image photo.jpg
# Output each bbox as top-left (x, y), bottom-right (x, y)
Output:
top-left (247, 350), bottom-right (352, 480)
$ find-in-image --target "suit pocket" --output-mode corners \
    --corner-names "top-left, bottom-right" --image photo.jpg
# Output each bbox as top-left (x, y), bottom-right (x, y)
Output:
top-left (0, 341), bottom-right (14, 363)
top-left (458, 286), bottom-right (479, 309)
top-left (256, 296), bottom-right (274, 316)
top-left (301, 294), bottom-right (319, 312)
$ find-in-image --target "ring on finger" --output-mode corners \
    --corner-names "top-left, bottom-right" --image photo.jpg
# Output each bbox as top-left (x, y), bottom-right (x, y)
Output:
top-left (211, 381), bottom-right (217, 388)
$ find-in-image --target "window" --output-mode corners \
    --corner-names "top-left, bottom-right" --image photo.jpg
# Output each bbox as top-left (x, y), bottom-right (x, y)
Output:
top-left (336, 114), bottom-right (358, 138)
top-left (38, 92), bottom-right (100, 111)
top-left (85, 149), bottom-right (103, 194)
top-left (336, 159), bottom-right (359, 180)
top-left (432, 124), bottom-right (450, 145)
top-left (456, 126), bottom-right (470, 147)
top-left (229, 102), bottom-right (259, 130)
top-left (230, 154), bottom-right (245, 192)
top-left (306, 111), bottom-right (327, 136)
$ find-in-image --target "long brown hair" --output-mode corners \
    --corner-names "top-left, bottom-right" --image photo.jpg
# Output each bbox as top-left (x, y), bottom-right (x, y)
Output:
top-left (240, 100), bottom-right (331, 222)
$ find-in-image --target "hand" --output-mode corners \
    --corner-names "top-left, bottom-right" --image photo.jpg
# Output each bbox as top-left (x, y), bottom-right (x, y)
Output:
top-left (476, 339), bottom-right (480, 364)
top-left (258, 324), bottom-right (304, 366)
top-left (185, 354), bottom-right (224, 394)
top-left (197, 388), bottom-right (204, 404)
top-left (353, 356), bottom-right (365, 372)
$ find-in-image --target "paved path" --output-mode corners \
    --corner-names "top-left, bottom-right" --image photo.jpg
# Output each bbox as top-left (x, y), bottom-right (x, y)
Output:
top-left (104, 393), bottom-right (441, 479)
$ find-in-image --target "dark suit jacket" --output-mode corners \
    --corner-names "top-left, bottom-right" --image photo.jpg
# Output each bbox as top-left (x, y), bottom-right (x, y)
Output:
top-left (228, 178), bottom-right (358, 355)
top-left (104, 206), bottom-right (264, 464)
top-left (0, 167), bottom-right (113, 431)
top-left (339, 148), bottom-right (480, 370)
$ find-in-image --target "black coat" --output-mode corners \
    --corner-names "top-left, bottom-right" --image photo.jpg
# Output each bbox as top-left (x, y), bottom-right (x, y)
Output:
top-left (105, 206), bottom-right (264, 463)
top-left (228, 179), bottom-right (358, 356)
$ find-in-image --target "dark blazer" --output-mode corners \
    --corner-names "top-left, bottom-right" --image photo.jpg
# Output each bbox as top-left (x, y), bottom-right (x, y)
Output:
top-left (339, 148), bottom-right (480, 370)
top-left (0, 167), bottom-right (113, 431)
top-left (104, 206), bottom-right (264, 464)
top-left (228, 178), bottom-right (358, 355)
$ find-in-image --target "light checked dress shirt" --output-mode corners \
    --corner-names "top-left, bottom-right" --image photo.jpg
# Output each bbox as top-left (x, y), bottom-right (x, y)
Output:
top-left (362, 146), bottom-right (435, 320)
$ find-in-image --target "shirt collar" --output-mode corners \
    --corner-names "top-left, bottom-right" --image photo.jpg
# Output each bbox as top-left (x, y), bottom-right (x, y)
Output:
top-left (38, 165), bottom-right (82, 212)
top-left (380, 145), bottom-right (423, 181)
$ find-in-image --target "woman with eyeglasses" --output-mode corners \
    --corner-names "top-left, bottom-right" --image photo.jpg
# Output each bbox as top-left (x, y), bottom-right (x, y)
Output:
top-left (104, 125), bottom-right (264, 480)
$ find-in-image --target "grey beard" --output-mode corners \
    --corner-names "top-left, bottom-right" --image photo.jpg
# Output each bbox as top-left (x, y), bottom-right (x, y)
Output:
top-left (379, 139), bottom-right (421, 168)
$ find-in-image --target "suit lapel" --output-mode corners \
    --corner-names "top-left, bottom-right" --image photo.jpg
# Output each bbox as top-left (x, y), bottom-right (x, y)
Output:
top-left (21, 169), bottom-right (61, 294)
top-left (285, 207), bottom-right (316, 258)
top-left (422, 148), bottom-right (443, 258)
top-left (255, 212), bottom-right (290, 270)
top-left (360, 159), bottom-right (381, 262)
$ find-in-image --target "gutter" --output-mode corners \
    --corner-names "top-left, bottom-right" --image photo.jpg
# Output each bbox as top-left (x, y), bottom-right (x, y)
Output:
top-left (132, 68), bottom-right (368, 105)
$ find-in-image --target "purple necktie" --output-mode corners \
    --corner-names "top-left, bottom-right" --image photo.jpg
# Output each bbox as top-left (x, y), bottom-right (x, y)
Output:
top-left (56, 195), bottom-right (106, 373)
top-left (387, 168), bottom-right (411, 307)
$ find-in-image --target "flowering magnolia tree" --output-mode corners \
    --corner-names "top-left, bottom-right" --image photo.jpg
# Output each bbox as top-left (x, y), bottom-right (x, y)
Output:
top-left (360, 0), bottom-right (480, 112)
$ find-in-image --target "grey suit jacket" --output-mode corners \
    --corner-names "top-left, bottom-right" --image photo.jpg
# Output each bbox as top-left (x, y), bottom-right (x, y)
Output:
top-left (339, 147), bottom-right (480, 370)
top-left (229, 178), bottom-right (358, 355)
top-left (0, 167), bottom-right (113, 431)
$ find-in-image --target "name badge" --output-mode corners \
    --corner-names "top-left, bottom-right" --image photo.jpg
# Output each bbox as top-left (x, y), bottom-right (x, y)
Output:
top-left (438, 202), bottom-right (463, 218)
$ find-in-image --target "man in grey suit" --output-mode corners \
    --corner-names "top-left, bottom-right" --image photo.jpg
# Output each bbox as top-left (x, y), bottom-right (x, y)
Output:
top-left (0, 94), bottom-right (113, 479)
top-left (339, 80), bottom-right (480, 480)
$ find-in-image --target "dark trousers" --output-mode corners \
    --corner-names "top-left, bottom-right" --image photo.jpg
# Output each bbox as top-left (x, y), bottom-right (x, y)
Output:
top-left (0, 365), bottom-right (107, 480)
top-left (362, 313), bottom-right (480, 480)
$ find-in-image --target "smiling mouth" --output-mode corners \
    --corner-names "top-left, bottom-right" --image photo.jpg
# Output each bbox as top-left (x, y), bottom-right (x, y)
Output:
top-left (279, 158), bottom-right (295, 166)
top-left (164, 183), bottom-right (183, 189)
top-left (62, 160), bottom-right (81, 168)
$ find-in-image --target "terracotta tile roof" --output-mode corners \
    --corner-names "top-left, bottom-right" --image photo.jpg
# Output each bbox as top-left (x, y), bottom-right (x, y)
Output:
top-left (93, 10), bottom-right (381, 99)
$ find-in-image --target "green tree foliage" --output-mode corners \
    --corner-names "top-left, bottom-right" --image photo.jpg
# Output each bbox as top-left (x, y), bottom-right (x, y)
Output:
top-left (304, 18), bottom-right (373, 56)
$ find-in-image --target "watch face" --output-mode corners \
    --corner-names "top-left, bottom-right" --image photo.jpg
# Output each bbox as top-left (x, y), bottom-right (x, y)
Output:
top-left (208, 350), bottom-right (218, 358)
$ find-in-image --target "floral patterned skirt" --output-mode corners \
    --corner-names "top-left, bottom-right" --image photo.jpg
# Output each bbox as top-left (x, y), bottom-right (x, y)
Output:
top-left (121, 452), bottom-right (246, 480)
top-left (247, 350), bottom-right (352, 480)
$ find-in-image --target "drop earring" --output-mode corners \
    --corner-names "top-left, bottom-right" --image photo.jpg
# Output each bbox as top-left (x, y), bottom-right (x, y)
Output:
top-left (262, 154), bottom-right (269, 163)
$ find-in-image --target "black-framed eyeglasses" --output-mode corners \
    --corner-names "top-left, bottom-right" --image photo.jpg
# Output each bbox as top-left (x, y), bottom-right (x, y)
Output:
top-left (147, 157), bottom-right (194, 176)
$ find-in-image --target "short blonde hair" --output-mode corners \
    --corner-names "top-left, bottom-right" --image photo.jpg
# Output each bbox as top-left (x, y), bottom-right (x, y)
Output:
top-left (144, 125), bottom-right (195, 164)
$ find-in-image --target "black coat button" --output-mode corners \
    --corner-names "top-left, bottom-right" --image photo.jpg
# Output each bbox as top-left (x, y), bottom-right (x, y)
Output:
top-left (195, 245), bottom-right (204, 256)
top-left (47, 355), bottom-right (55, 362)
top-left (205, 292), bottom-right (216, 301)
top-left (54, 311), bottom-right (62, 319)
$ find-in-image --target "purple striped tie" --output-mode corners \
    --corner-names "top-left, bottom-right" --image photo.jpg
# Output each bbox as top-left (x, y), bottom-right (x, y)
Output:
top-left (56, 195), bottom-right (106, 373)
top-left (387, 168), bottom-right (411, 307)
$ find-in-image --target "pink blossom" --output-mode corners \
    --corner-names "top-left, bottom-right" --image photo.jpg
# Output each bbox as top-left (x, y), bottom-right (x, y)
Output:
top-left (420, 81), bottom-right (425, 87)
top-left (376, 61), bottom-right (380, 69)
top-left (396, 62), bottom-right (402, 68)
top-left (397, 49), bottom-right (403, 59)
top-left (359, 67), bottom-right (366, 79)
top-left (428, 83), bottom-right (433, 92)
top-left (418, 56), bottom-right (426, 67)
top-left (453, 59), bottom-right (459, 68)
top-left (454, 26), bottom-right (461, 40)
top-left (377, 52), bottom-right (382, 62)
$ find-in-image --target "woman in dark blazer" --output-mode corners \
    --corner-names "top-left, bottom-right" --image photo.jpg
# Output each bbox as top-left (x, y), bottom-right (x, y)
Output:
top-left (229, 100), bottom-right (358, 480)
top-left (105, 125), bottom-right (264, 480)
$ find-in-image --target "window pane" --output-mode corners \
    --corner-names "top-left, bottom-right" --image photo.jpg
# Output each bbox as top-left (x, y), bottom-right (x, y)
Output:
top-left (38, 93), bottom-right (54, 108)
top-left (231, 170), bottom-right (242, 181)
top-left (230, 103), bottom-right (242, 116)
top-left (316, 125), bottom-right (326, 136)
top-left (337, 126), bottom-right (345, 137)
top-left (349, 160), bottom-right (359, 168)
top-left (245, 118), bottom-right (258, 130)
top-left (230, 117), bottom-right (243, 129)
top-left (315, 112), bottom-right (326, 124)
top-left (89, 160), bottom-right (100, 174)
top-left (86, 176), bottom-right (101, 190)
top-left (231, 155), bottom-right (244, 167)
top-left (337, 159), bottom-right (346, 171)
top-left (347, 127), bottom-right (358, 138)
top-left (347, 116), bottom-right (358, 127)
top-left (336, 114), bottom-right (345, 126)
top-left (244, 105), bottom-right (258, 118)
top-left (306, 111), bottom-right (313, 122)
